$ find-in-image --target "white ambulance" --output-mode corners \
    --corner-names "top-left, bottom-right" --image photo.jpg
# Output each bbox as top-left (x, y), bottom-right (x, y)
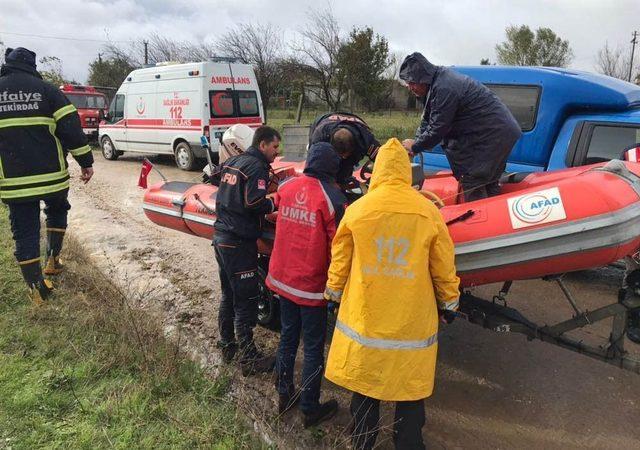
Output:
top-left (99, 60), bottom-right (264, 170)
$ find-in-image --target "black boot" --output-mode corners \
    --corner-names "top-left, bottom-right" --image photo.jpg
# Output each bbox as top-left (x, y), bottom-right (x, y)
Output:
top-left (216, 341), bottom-right (237, 364)
top-left (278, 392), bottom-right (300, 415)
top-left (627, 309), bottom-right (640, 344)
top-left (44, 229), bottom-right (65, 276)
top-left (303, 399), bottom-right (338, 428)
top-left (19, 259), bottom-right (53, 305)
top-left (238, 343), bottom-right (275, 377)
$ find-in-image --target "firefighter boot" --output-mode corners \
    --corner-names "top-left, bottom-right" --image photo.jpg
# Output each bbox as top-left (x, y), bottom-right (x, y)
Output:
top-left (627, 309), bottom-right (640, 344)
top-left (19, 259), bottom-right (53, 306)
top-left (44, 228), bottom-right (65, 276)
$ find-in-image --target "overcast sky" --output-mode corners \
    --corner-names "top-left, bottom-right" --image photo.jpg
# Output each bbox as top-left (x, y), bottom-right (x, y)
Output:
top-left (0, 0), bottom-right (638, 83)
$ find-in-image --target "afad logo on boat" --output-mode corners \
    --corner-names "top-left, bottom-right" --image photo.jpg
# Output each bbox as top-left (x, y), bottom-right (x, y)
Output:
top-left (507, 187), bottom-right (567, 230)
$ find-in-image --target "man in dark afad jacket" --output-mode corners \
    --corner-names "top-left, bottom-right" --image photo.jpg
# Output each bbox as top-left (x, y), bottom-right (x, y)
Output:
top-left (0, 47), bottom-right (94, 305)
top-left (266, 142), bottom-right (346, 427)
top-left (309, 112), bottom-right (380, 188)
top-left (399, 52), bottom-right (522, 201)
top-left (213, 125), bottom-right (279, 376)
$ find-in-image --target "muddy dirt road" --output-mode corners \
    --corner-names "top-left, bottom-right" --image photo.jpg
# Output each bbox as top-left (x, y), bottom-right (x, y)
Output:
top-left (66, 151), bottom-right (640, 449)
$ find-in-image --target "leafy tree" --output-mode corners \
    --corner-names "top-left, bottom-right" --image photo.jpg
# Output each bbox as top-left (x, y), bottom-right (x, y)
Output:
top-left (480, 58), bottom-right (491, 65)
top-left (338, 27), bottom-right (393, 111)
top-left (87, 56), bottom-right (136, 88)
top-left (496, 25), bottom-right (573, 67)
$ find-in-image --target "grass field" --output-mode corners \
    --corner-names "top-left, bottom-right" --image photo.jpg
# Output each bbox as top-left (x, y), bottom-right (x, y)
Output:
top-left (0, 206), bottom-right (258, 449)
top-left (266, 108), bottom-right (422, 143)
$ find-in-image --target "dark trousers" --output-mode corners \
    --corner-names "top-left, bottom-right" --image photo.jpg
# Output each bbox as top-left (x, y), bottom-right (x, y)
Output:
top-left (213, 233), bottom-right (260, 352)
top-left (461, 177), bottom-right (502, 202)
top-left (457, 138), bottom-right (515, 202)
top-left (350, 391), bottom-right (426, 450)
top-left (276, 296), bottom-right (327, 414)
top-left (7, 193), bottom-right (70, 262)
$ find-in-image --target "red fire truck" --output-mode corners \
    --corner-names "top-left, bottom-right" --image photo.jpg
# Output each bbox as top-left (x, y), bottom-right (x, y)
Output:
top-left (59, 84), bottom-right (108, 141)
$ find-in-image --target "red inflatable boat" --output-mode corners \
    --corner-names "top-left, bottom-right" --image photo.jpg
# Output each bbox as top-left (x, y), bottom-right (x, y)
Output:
top-left (143, 158), bottom-right (640, 287)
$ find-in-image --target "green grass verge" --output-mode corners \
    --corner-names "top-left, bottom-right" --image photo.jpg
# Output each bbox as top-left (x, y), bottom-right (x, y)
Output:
top-left (0, 205), bottom-right (258, 449)
top-left (266, 108), bottom-right (423, 143)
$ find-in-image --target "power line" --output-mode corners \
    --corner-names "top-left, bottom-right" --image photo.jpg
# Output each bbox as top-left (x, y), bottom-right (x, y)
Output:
top-left (0, 30), bottom-right (134, 44)
top-left (629, 31), bottom-right (638, 82)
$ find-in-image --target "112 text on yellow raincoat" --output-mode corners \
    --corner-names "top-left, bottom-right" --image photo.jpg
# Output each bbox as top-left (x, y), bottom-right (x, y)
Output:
top-left (324, 138), bottom-right (460, 401)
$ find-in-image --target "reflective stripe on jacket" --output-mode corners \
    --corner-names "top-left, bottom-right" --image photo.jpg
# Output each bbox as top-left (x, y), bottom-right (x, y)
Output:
top-left (0, 67), bottom-right (92, 203)
top-left (324, 138), bottom-right (460, 401)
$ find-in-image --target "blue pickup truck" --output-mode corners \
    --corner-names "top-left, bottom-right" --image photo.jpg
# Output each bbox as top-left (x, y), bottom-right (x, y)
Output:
top-left (420, 66), bottom-right (640, 173)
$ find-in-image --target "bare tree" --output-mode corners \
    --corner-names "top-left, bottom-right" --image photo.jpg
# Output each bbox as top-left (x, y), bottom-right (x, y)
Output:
top-left (595, 41), bottom-right (634, 80)
top-left (294, 6), bottom-right (346, 110)
top-left (215, 23), bottom-right (288, 110)
top-left (103, 32), bottom-right (216, 68)
top-left (0, 39), bottom-right (5, 65)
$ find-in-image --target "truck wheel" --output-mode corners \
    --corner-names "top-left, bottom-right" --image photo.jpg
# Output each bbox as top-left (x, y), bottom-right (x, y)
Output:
top-left (174, 142), bottom-right (196, 171)
top-left (256, 266), bottom-right (280, 330)
top-left (101, 136), bottom-right (119, 160)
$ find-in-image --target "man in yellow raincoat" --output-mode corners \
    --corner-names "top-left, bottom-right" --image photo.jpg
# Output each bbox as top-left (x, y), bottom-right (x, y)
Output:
top-left (324, 138), bottom-right (460, 450)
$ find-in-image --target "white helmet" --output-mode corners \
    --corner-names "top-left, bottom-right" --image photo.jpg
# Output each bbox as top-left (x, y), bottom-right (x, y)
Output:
top-left (220, 124), bottom-right (255, 164)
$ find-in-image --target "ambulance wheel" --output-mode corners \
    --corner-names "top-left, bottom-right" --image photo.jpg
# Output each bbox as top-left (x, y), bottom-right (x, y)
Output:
top-left (174, 142), bottom-right (196, 171)
top-left (257, 266), bottom-right (280, 330)
top-left (101, 136), bottom-right (119, 160)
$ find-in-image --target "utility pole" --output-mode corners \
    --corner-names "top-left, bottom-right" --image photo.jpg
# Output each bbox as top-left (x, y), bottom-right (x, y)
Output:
top-left (629, 31), bottom-right (638, 83)
top-left (143, 40), bottom-right (149, 65)
top-left (98, 52), bottom-right (102, 64)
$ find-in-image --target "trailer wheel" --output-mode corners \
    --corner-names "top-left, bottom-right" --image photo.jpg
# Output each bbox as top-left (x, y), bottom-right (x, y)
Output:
top-left (256, 266), bottom-right (280, 330)
top-left (101, 136), bottom-right (119, 160)
top-left (174, 141), bottom-right (196, 171)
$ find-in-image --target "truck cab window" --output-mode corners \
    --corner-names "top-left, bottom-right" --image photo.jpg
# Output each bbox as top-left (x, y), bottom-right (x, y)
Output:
top-left (486, 85), bottom-right (540, 132)
top-left (585, 125), bottom-right (640, 162)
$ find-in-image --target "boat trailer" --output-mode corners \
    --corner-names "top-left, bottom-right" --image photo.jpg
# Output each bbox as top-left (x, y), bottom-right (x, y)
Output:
top-left (458, 275), bottom-right (640, 374)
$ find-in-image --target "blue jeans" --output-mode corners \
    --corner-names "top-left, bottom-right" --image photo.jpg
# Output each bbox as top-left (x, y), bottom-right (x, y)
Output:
top-left (276, 296), bottom-right (327, 414)
top-left (7, 193), bottom-right (70, 262)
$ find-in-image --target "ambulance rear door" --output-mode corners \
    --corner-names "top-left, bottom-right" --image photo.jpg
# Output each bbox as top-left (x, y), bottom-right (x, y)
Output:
top-left (207, 62), bottom-right (264, 142)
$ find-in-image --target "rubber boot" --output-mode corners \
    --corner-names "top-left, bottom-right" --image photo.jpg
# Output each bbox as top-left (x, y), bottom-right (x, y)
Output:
top-left (44, 228), bottom-right (65, 276)
top-left (19, 259), bottom-right (53, 305)
top-left (627, 309), bottom-right (640, 344)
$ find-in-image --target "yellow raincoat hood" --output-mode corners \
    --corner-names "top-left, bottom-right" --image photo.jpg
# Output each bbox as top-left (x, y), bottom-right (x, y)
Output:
top-left (324, 138), bottom-right (460, 401)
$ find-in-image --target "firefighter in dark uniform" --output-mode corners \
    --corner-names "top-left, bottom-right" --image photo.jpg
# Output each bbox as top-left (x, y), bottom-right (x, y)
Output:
top-left (213, 126), bottom-right (280, 375)
top-left (0, 47), bottom-right (93, 304)
top-left (308, 112), bottom-right (380, 188)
